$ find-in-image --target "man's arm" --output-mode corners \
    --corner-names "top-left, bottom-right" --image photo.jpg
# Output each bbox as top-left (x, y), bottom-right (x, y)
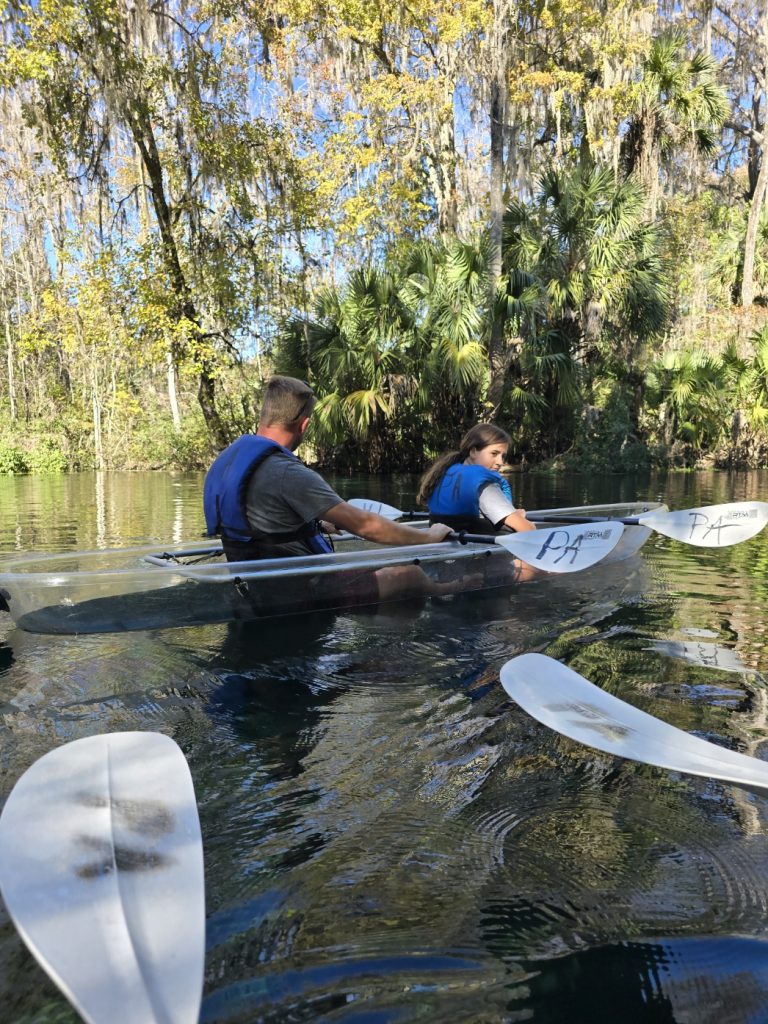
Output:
top-left (323, 502), bottom-right (452, 545)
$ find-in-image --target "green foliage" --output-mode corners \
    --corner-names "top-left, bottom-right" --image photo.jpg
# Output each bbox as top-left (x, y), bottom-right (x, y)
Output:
top-left (25, 438), bottom-right (69, 474)
top-left (278, 238), bottom-right (493, 469)
top-left (274, 169), bottom-right (674, 472)
top-left (0, 434), bottom-right (71, 474)
top-left (558, 384), bottom-right (651, 473)
top-left (643, 347), bottom-right (741, 466)
top-left (500, 164), bottom-right (669, 460)
top-left (0, 3), bottom-right (761, 475)
top-left (504, 165), bottom-right (669, 348)
top-left (0, 413), bottom-right (214, 474)
top-left (622, 31), bottom-right (729, 192)
top-left (123, 415), bottom-right (213, 470)
top-left (0, 442), bottom-right (29, 475)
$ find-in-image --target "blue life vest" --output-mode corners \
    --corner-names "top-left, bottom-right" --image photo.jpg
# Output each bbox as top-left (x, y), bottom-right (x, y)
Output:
top-left (203, 435), bottom-right (332, 555)
top-left (427, 463), bottom-right (513, 533)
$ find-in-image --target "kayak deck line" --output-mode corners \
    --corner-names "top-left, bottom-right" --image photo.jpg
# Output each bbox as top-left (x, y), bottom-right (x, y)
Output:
top-left (0, 502), bottom-right (662, 635)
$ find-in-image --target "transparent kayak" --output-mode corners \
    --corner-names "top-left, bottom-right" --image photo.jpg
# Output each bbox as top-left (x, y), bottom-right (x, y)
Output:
top-left (0, 503), bottom-right (662, 635)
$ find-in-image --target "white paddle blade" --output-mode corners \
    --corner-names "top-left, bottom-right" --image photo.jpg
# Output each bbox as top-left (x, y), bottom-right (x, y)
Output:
top-left (639, 501), bottom-right (768, 547)
top-left (348, 497), bottom-right (404, 520)
top-left (0, 732), bottom-right (205, 1024)
top-left (495, 521), bottom-right (624, 573)
top-left (500, 653), bottom-right (768, 795)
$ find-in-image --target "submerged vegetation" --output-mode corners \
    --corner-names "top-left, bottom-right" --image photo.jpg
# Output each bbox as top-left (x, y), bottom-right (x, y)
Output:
top-left (0, 2), bottom-right (767, 473)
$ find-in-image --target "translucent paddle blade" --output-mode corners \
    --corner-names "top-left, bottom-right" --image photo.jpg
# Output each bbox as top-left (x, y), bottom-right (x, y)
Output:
top-left (500, 653), bottom-right (768, 795)
top-left (640, 501), bottom-right (768, 547)
top-left (496, 521), bottom-right (624, 573)
top-left (348, 498), bottom-right (403, 520)
top-left (0, 732), bottom-right (205, 1024)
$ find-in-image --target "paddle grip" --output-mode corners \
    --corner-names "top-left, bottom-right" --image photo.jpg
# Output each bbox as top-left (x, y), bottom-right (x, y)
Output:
top-left (448, 531), bottom-right (497, 546)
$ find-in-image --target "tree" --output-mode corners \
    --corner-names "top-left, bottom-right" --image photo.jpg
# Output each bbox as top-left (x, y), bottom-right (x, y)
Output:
top-left (715, 3), bottom-right (768, 306)
top-left (736, 11), bottom-right (768, 306)
top-left (502, 164), bottom-right (669, 456)
top-left (2, 0), bottom-right (319, 448)
top-left (278, 238), bottom-right (491, 468)
top-left (400, 236), bottom-right (491, 439)
top-left (621, 32), bottom-right (728, 219)
top-left (645, 349), bottom-right (731, 464)
top-left (279, 266), bottom-right (416, 470)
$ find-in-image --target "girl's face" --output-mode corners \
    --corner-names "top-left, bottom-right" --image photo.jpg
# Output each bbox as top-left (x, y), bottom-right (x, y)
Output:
top-left (466, 442), bottom-right (508, 472)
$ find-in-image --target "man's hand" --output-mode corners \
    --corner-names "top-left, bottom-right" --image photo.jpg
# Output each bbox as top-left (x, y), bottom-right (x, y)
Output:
top-left (424, 523), bottom-right (453, 542)
top-left (324, 503), bottom-right (453, 547)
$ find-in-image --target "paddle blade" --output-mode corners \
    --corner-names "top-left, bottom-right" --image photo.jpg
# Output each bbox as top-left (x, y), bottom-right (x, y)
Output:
top-left (0, 732), bottom-right (205, 1024)
top-left (348, 497), bottom-right (404, 520)
top-left (495, 521), bottom-right (624, 573)
top-left (500, 653), bottom-right (768, 795)
top-left (639, 501), bottom-right (768, 547)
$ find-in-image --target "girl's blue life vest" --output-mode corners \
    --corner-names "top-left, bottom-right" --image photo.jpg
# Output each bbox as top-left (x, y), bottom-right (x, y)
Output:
top-left (427, 463), bottom-right (513, 533)
top-left (203, 434), bottom-right (332, 554)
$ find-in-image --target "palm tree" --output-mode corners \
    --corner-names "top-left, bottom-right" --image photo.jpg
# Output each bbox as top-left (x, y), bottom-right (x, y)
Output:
top-left (501, 164), bottom-right (669, 458)
top-left (278, 239), bottom-right (495, 468)
top-left (740, 329), bottom-right (768, 430)
top-left (279, 267), bottom-right (416, 470)
top-left (621, 32), bottom-right (728, 219)
top-left (644, 333), bottom-right (768, 467)
top-left (399, 237), bottom-right (491, 434)
top-left (644, 349), bottom-right (730, 464)
top-left (709, 206), bottom-right (768, 307)
top-left (724, 329), bottom-right (768, 464)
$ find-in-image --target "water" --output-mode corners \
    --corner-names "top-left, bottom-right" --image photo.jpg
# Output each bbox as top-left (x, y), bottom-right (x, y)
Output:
top-left (2, 469), bottom-right (768, 1023)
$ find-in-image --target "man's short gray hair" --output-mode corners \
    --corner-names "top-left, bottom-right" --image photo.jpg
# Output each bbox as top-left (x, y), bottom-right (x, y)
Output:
top-left (259, 375), bottom-right (316, 427)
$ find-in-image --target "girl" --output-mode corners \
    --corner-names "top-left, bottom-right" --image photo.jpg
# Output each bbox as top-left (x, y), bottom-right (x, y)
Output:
top-left (418, 423), bottom-right (535, 535)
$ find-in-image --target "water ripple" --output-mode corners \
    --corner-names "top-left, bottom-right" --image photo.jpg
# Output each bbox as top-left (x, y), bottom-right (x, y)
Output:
top-left (6, 476), bottom-right (768, 1022)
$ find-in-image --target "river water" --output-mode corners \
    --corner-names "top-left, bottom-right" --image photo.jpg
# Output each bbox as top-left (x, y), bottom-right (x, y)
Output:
top-left (2, 469), bottom-right (768, 1023)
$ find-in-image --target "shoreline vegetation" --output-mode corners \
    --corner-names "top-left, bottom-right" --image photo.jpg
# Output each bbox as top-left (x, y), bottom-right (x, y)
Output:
top-left (2, 5), bottom-right (768, 476)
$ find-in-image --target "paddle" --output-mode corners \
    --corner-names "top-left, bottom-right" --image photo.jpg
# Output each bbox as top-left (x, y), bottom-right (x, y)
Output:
top-left (348, 497), bottom-right (429, 519)
top-left (500, 652), bottom-right (768, 796)
top-left (349, 498), bottom-right (768, 548)
top-left (448, 521), bottom-right (625, 573)
top-left (0, 731), bottom-right (205, 1024)
top-left (529, 500), bottom-right (768, 547)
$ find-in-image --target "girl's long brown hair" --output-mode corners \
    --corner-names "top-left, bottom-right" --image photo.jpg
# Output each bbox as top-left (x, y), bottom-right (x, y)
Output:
top-left (417, 423), bottom-right (511, 505)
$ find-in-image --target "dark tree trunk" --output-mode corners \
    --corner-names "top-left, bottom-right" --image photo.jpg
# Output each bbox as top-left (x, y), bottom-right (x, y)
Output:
top-left (125, 103), bottom-right (229, 448)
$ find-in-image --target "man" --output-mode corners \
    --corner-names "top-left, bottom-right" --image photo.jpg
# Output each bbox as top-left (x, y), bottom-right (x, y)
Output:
top-left (204, 375), bottom-right (454, 563)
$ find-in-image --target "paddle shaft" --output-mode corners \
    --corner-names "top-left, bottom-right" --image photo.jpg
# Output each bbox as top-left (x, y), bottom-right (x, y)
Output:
top-left (407, 513), bottom-right (646, 527)
top-left (390, 512), bottom-right (645, 528)
top-left (349, 498), bottom-right (768, 548)
top-left (527, 514), bottom-right (643, 526)
top-left (349, 505), bottom-right (640, 526)
top-left (348, 498), bottom-right (622, 526)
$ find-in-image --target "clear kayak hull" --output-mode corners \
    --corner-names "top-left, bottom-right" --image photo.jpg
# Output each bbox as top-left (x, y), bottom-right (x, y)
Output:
top-left (0, 503), bottom-right (662, 635)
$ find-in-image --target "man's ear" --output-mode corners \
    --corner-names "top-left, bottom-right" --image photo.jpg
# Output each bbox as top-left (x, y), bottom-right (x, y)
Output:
top-left (298, 415), bottom-right (311, 436)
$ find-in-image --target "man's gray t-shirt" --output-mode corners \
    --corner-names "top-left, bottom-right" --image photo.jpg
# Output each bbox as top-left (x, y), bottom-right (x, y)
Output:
top-left (244, 450), bottom-right (343, 556)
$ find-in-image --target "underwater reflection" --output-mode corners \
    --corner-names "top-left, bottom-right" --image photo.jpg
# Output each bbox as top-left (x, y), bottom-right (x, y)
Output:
top-left (0, 639), bottom-right (13, 675)
top-left (509, 935), bottom-right (768, 1024)
top-left (645, 638), bottom-right (748, 674)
